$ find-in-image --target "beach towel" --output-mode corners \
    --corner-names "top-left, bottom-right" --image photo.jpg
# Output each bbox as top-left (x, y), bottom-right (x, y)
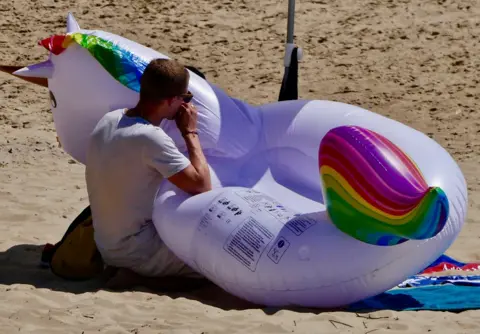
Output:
top-left (349, 285), bottom-right (480, 311)
top-left (349, 255), bottom-right (480, 311)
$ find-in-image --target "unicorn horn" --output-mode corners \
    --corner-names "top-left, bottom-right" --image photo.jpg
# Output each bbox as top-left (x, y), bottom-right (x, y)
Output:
top-left (13, 60), bottom-right (54, 79)
top-left (66, 12), bottom-right (81, 33)
top-left (0, 64), bottom-right (48, 88)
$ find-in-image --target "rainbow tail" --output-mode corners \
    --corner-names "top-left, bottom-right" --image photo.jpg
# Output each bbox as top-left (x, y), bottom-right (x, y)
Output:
top-left (318, 126), bottom-right (449, 246)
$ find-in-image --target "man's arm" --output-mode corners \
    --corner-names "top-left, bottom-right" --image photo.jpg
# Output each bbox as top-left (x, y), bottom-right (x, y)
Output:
top-left (166, 102), bottom-right (211, 196)
top-left (168, 132), bottom-right (212, 195)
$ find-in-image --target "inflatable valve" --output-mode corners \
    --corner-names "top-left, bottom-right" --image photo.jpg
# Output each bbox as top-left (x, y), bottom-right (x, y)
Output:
top-left (318, 126), bottom-right (449, 246)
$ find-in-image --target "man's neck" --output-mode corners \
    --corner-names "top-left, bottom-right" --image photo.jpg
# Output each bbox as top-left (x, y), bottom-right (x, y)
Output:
top-left (127, 101), bottom-right (165, 126)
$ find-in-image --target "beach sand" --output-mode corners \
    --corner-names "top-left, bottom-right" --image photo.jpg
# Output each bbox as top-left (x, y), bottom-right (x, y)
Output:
top-left (1, 0), bottom-right (479, 332)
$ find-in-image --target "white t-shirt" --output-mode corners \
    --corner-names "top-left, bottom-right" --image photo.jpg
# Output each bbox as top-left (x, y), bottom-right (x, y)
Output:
top-left (85, 108), bottom-right (191, 276)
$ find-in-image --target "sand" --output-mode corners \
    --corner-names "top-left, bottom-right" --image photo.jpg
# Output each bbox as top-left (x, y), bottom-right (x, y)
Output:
top-left (1, 0), bottom-right (480, 332)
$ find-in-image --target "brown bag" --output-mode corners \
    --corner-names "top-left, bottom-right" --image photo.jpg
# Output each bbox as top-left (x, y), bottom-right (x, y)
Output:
top-left (41, 206), bottom-right (104, 281)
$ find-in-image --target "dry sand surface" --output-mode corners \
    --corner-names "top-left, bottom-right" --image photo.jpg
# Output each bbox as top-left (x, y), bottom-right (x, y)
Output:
top-left (1, 0), bottom-right (480, 333)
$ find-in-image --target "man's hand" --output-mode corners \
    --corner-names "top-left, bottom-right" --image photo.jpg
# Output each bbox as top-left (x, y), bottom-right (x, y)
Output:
top-left (175, 103), bottom-right (198, 135)
top-left (168, 102), bottom-right (212, 196)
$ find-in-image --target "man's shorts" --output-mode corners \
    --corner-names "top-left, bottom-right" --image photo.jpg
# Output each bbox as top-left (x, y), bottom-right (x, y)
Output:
top-left (97, 222), bottom-right (202, 278)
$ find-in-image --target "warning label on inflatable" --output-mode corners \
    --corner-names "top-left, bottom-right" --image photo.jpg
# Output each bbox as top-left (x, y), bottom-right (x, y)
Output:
top-left (223, 216), bottom-right (274, 272)
top-left (285, 216), bottom-right (317, 236)
top-left (235, 189), bottom-right (299, 224)
top-left (267, 236), bottom-right (290, 264)
top-left (197, 189), bottom-right (315, 270)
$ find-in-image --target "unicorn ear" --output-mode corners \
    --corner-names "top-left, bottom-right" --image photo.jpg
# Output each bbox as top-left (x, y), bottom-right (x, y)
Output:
top-left (66, 12), bottom-right (81, 33)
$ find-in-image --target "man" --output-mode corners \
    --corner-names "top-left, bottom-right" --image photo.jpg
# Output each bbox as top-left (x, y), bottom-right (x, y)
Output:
top-left (85, 58), bottom-right (212, 290)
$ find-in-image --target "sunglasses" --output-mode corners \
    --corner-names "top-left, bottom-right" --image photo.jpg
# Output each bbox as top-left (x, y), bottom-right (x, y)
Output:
top-left (178, 91), bottom-right (193, 103)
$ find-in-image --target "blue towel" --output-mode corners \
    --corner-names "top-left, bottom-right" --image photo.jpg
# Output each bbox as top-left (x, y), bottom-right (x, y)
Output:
top-left (349, 285), bottom-right (480, 311)
top-left (346, 254), bottom-right (480, 311)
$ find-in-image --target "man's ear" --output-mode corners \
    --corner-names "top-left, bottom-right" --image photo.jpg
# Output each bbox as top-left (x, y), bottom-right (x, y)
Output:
top-left (165, 97), bottom-right (175, 106)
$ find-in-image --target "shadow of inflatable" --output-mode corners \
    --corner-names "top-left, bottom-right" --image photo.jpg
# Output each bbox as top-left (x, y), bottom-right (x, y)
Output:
top-left (0, 243), bottom-right (258, 311)
top-left (348, 293), bottom-right (424, 312)
top-left (1, 243), bottom-right (425, 314)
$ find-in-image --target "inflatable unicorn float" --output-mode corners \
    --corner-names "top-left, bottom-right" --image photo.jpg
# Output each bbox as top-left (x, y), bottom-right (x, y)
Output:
top-left (4, 13), bottom-right (467, 308)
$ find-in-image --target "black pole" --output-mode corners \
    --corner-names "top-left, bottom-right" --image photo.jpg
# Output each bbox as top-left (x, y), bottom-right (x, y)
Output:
top-left (278, 0), bottom-right (299, 101)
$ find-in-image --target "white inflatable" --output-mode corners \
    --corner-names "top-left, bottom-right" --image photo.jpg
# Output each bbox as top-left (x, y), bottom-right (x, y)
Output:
top-left (14, 13), bottom-right (467, 308)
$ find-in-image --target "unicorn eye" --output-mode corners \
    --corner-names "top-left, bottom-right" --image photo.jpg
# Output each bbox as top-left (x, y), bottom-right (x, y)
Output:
top-left (49, 90), bottom-right (57, 108)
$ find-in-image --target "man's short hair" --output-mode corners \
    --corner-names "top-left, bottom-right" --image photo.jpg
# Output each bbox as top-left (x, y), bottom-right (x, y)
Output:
top-left (139, 59), bottom-right (189, 102)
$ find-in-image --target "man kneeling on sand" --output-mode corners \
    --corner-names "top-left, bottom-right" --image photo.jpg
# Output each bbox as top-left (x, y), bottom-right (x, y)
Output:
top-left (85, 58), bottom-right (212, 290)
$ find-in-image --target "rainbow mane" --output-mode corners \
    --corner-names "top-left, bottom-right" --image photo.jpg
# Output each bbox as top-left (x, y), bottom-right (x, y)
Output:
top-left (39, 33), bottom-right (148, 92)
top-left (319, 126), bottom-right (449, 246)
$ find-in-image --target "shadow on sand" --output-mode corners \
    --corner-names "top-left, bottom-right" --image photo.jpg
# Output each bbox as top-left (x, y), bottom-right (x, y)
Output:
top-left (2, 243), bottom-right (424, 314)
top-left (0, 243), bottom-right (341, 314)
top-left (0, 243), bottom-right (258, 311)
